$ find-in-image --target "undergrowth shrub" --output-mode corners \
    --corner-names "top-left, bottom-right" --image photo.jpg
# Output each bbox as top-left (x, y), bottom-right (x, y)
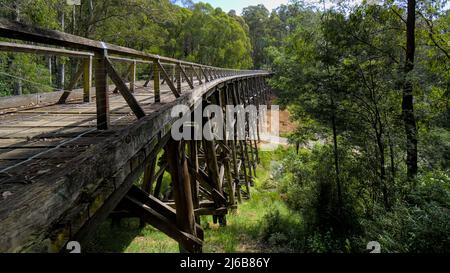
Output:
top-left (261, 146), bottom-right (450, 253)
top-left (259, 209), bottom-right (304, 252)
top-left (359, 171), bottom-right (450, 253)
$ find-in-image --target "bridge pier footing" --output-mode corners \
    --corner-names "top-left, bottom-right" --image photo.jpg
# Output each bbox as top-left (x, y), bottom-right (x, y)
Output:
top-left (165, 138), bottom-right (202, 253)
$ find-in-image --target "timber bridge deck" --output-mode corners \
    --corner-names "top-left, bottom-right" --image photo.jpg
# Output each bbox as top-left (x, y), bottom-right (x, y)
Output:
top-left (0, 19), bottom-right (271, 253)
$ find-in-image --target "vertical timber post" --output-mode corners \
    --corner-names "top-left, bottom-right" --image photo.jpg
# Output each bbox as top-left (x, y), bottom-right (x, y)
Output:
top-left (94, 50), bottom-right (110, 130)
top-left (203, 97), bottom-right (226, 225)
top-left (190, 66), bottom-right (194, 85)
top-left (189, 140), bottom-right (200, 223)
top-left (153, 60), bottom-right (160, 103)
top-left (251, 78), bottom-right (260, 165)
top-left (233, 80), bottom-right (250, 199)
top-left (165, 139), bottom-right (200, 253)
top-left (142, 158), bottom-right (157, 194)
top-left (224, 157), bottom-right (235, 207)
top-left (189, 109), bottom-right (200, 223)
top-left (83, 55), bottom-right (92, 103)
top-left (140, 157), bottom-right (157, 227)
top-left (130, 60), bottom-right (136, 93)
top-left (176, 64), bottom-right (182, 94)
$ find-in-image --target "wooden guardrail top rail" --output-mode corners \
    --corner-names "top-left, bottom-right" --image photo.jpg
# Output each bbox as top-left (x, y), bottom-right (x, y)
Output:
top-left (0, 18), bottom-right (259, 74)
top-left (0, 41), bottom-right (94, 58)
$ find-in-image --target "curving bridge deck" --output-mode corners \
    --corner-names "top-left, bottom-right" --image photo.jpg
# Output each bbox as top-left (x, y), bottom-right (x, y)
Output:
top-left (0, 19), bottom-right (271, 253)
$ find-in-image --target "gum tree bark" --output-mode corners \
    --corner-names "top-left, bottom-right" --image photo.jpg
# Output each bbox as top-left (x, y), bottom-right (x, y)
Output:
top-left (402, 0), bottom-right (418, 181)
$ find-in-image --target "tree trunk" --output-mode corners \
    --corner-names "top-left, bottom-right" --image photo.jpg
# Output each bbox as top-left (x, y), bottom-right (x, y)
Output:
top-left (388, 130), bottom-right (396, 181)
top-left (330, 96), bottom-right (343, 212)
top-left (13, 80), bottom-right (22, 96)
top-left (81, 0), bottom-right (95, 37)
top-left (13, 3), bottom-right (20, 21)
top-left (402, 0), bottom-right (418, 182)
top-left (376, 129), bottom-right (389, 209)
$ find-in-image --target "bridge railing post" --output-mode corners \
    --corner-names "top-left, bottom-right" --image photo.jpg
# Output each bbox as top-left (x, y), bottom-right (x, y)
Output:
top-left (94, 50), bottom-right (110, 130)
top-left (171, 65), bottom-right (176, 84)
top-left (130, 60), bottom-right (136, 93)
top-left (176, 63), bottom-right (182, 94)
top-left (83, 55), bottom-right (93, 103)
top-left (153, 60), bottom-right (160, 103)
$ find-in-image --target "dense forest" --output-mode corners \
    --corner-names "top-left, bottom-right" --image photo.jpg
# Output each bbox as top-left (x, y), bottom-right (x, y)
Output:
top-left (0, 0), bottom-right (449, 253)
top-left (260, 0), bottom-right (450, 252)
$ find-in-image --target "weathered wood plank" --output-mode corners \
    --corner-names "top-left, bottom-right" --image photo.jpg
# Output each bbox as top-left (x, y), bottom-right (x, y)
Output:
top-left (0, 41), bottom-right (94, 57)
top-left (83, 56), bottom-right (93, 103)
top-left (165, 139), bottom-right (199, 252)
top-left (194, 206), bottom-right (227, 216)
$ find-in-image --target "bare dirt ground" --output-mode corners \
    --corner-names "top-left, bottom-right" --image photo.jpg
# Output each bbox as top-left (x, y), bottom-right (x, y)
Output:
top-left (263, 107), bottom-right (296, 135)
top-left (259, 104), bottom-right (296, 149)
top-left (277, 108), bottom-right (297, 135)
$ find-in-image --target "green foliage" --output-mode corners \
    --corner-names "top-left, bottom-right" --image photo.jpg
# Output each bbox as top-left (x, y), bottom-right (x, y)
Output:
top-left (88, 1), bottom-right (252, 68)
top-left (0, 0), bottom-right (62, 28)
top-left (360, 171), bottom-right (450, 253)
top-left (242, 4), bottom-right (270, 69)
top-left (248, 0), bottom-right (450, 253)
top-left (420, 128), bottom-right (450, 170)
top-left (260, 209), bottom-right (305, 252)
top-left (262, 147), bottom-right (450, 253)
top-left (180, 3), bottom-right (252, 68)
top-left (0, 53), bottom-right (52, 96)
top-left (279, 146), bottom-right (361, 237)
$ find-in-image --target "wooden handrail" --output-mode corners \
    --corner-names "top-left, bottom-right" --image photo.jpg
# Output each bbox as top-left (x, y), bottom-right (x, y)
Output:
top-left (0, 41), bottom-right (93, 57)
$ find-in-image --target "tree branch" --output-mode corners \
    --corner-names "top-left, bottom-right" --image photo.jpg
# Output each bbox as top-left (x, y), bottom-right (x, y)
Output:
top-left (418, 11), bottom-right (450, 61)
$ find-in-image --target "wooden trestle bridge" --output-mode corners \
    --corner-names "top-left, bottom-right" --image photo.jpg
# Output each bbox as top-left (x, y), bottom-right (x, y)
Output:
top-left (0, 19), bottom-right (272, 253)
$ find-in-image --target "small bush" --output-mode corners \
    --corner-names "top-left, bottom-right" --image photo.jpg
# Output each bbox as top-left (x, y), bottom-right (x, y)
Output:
top-left (259, 209), bottom-right (304, 252)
